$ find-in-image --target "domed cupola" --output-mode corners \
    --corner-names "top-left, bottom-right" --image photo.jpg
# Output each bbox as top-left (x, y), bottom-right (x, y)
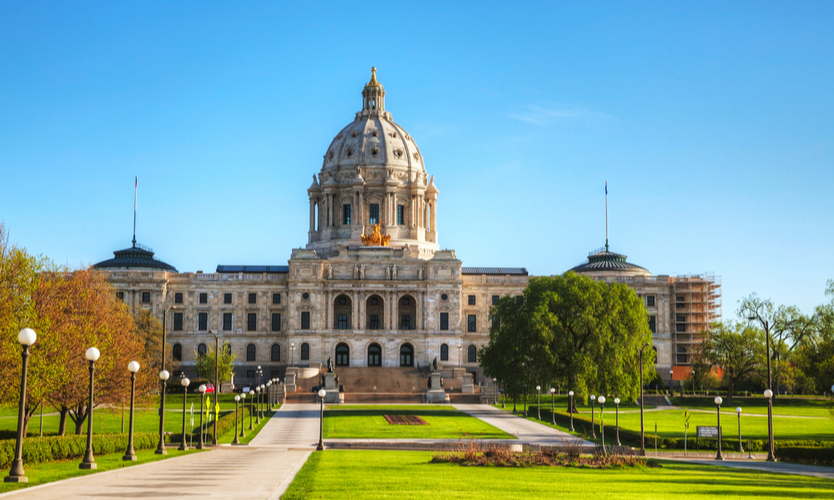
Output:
top-left (306, 68), bottom-right (440, 259)
top-left (569, 243), bottom-right (651, 278)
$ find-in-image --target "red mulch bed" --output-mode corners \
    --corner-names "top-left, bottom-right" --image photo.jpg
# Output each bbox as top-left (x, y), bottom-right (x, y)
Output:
top-left (384, 414), bottom-right (429, 425)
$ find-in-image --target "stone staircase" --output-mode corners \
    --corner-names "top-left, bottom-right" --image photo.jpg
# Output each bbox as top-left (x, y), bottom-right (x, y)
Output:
top-left (641, 395), bottom-right (672, 407)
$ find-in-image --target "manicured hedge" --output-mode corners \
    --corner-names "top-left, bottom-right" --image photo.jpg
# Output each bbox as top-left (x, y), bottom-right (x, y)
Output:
top-left (775, 447), bottom-right (834, 466)
top-left (167, 407), bottom-right (249, 444)
top-left (0, 432), bottom-right (160, 469)
top-left (534, 406), bottom-right (833, 451)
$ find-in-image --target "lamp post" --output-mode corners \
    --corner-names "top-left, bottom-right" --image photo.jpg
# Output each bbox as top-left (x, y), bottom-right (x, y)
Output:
top-left (196, 385), bottom-right (206, 449)
top-left (211, 332), bottom-right (221, 446)
top-left (736, 407), bottom-right (743, 453)
top-left (266, 381), bottom-right (272, 412)
top-left (290, 343), bottom-right (295, 367)
top-left (156, 370), bottom-right (170, 455)
top-left (536, 385), bottom-right (541, 420)
top-left (590, 395), bottom-right (597, 438)
top-left (598, 396), bottom-right (606, 455)
top-left (239, 393), bottom-right (246, 439)
top-left (764, 389), bottom-right (776, 461)
top-left (178, 378), bottom-right (190, 451)
top-left (493, 378), bottom-right (498, 405)
top-left (79, 347), bottom-right (101, 470)
top-left (123, 361), bottom-right (140, 461)
top-left (550, 388), bottom-right (556, 425)
top-left (638, 343), bottom-right (651, 455)
top-left (254, 387), bottom-right (261, 425)
top-left (249, 390), bottom-right (255, 430)
top-left (748, 316), bottom-right (774, 401)
top-left (714, 396), bottom-right (724, 461)
top-left (614, 398), bottom-right (621, 446)
top-left (233, 396), bottom-right (241, 445)
top-left (258, 384), bottom-right (266, 419)
top-left (5, 328), bottom-right (37, 483)
top-left (316, 388), bottom-right (326, 451)
top-left (568, 390), bottom-right (575, 431)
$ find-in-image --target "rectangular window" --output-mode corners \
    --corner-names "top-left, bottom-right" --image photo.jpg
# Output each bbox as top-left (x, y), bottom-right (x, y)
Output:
top-left (676, 324), bottom-right (686, 333)
top-left (224, 293), bottom-right (232, 304)
top-left (246, 370), bottom-right (255, 379)
top-left (247, 313), bottom-right (257, 331)
top-left (492, 295), bottom-right (499, 306)
top-left (272, 293), bottom-right (281, 304)
top-left (648, 315), bottom-right (656, 334)
top-left (468, 315), bottom-right (477, 332)
top-left (142, 292), bottom-right (151, 303)
top-left (248, 293), bottom-right (257, 304)
top-left (223, 313), bottom-right (232, 331)
top-left (301, 311), bottom-right (310, 330)
top-left (401, 314), bottom-right (411, 330)
top-left (492, 315), bottom-right (498, 328)
top-left (337, 314), bottom-right (348, 330)
top-left (676, 296), bottom-right (685, 302)
top-left (173, 313), bottom-right (183, 331)
top-left (397, 205), bottom-right (404, 225)
top-left (369, 203), bottom-right (379, 224)
top-left (369, 314), bottom-right (379, 330)
top-left (440, 312), bottom-right (449, 331)
top-left (677, 354), bottom-right (687, 363)
top-left (174, 292), bottom-right (183, 304)
top-left (343, 204), bottom-right (351, 225)
top-left (676, 315), bottom-right (686, 323)
top-left (647, 295), bottom-right (656, 307)
top-left (198, 312), bottom-right (208, 331)
top-left (271, 313), bottom-right (281, 332)
top-left (468, 295), bottom-right (476, 306)
top-left (116, 291), bottom-right (124, 301)
top-left (199, 293), bottom-right (208, 304)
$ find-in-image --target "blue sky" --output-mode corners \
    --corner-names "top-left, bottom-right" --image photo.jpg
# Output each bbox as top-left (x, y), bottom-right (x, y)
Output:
top-left (1, 2), bottom-right (832, 315)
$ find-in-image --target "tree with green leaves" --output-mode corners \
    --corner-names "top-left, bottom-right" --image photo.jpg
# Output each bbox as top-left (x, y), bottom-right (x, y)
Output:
top-left (195, 342), bottom-right (237, 391)
top-left (480, 273), bottom-right (653, 412)
top-left (699, 321), bottom-right (762, 402)
top-left (796, 280), bottom-right (834, 394)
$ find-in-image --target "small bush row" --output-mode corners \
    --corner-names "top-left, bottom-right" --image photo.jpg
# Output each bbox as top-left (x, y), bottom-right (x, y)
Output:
top-left (167, 406), bottom-right (250, 444)
top-left (533, 406), bottom-right (834, 451)
top-left (0, 432), bottom-right (160, 469)
top-left (775, 447), bottom-right (834, 466)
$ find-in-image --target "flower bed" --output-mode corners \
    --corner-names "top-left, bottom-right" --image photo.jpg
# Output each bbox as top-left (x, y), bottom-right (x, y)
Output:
top-left (383, 415), bottom-right (428, 425)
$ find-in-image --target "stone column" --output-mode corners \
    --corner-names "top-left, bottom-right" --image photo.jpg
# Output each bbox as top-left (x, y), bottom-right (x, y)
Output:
top-left (309, 197), bottom-right (315, 232)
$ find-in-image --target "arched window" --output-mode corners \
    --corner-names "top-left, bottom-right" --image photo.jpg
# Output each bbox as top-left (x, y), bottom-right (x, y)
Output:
top-left (366, 295), bottom-right (384, 330)
top-left (368, 343), bottom-right (382, 367)
top-left (172, 343), bottom-right (182, 361)
top-left (197, 343), bottom-right (207, 358)
top-left (247, 344), bottom-right (256, 362)
top-left (271, 344), bottom-right (281, 362)
top-left (440, 344), bottom-right (449, 361)
top-left (468, 345), bottom-right (477, 363)
top-left (336, 343), bottom-right (350, 366)
top-left (676, 346), bottom-right (687, 364)
top-left (301, 342), bottom-right (310, 361)
top-left (398, 295), bottom-right (416, 330)
top-left (224, 343), bottom-right (232, 356)
top-left (334, 294), bottom-right (352, 330)
top-left (400, 344), bottom-right (414, 367)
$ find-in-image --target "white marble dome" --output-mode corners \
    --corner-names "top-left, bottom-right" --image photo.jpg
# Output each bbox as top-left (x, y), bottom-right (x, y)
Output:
top-left (320, 68), bottom-right (426, 181)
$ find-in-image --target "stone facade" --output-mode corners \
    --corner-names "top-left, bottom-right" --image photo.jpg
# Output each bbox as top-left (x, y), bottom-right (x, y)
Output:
top-left (96, 69), bottom-right (719, 387)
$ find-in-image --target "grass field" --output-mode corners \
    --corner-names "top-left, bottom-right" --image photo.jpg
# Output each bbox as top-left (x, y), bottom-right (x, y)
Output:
top-left (328, 405), bottom-right (451, 411)
top-left (282, 450), bottom-right (834, 499)
top-left (324, 407), bottom-right (514, 440)
top-left (0, 448), bottom-right (199, 494)
top-left (498, 403), bottom-right (834, 443)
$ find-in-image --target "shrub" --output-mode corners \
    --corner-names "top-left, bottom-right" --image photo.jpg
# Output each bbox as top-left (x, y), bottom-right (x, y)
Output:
top-left (0, 432), bottom-right (160, 469)
top-left (775, 447), bottom-right (834, 466)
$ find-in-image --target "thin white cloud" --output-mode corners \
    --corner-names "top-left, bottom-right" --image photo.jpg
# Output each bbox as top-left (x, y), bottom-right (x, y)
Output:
top-left (509, 104), bottom-right (610, 125)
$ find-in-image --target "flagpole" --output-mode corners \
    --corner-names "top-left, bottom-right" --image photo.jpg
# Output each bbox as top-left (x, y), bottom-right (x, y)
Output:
top-left (605, 181), bottom-right (609, 252)
top-left (132, 176), bottom-right (138, 247)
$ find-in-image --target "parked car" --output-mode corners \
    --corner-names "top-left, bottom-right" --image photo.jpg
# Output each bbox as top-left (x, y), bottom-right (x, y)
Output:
top-left (192, 383), bottom-right (215, 394)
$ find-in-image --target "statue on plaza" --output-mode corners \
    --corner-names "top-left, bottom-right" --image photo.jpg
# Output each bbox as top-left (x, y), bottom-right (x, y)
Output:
top-left (327, 357), bottom-right (334, 373)
top-left (432, 357), bottom-right (438, 373)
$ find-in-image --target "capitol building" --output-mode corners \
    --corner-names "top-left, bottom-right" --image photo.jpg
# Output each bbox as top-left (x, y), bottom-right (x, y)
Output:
top-left (95, 69), bottom-right (721, 387)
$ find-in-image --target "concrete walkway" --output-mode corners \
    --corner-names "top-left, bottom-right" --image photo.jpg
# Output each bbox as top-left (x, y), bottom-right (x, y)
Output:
top-left (250, 404), bottom-right (322, 448)
top-left (0, 406), bottom-right (323, 500)
top-left (667, 457), bottom-right (834, 479)
top-left (453, 403), bottom-right (592, 445)
top-left (0, 446), bottom-right (311, 500)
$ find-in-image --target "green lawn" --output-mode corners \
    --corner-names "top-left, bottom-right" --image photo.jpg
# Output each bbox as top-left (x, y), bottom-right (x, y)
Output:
top-left (669, 396), bottom-right (834, 417)
top-left (497, 404), bottom-right (834, 443)
top-left (329, 405), bottom-right (451, 411)
top-left (324, 408), bottom-right (514, 440)
top-left (282, 450), bottom-right (834, 499)
top-left (0, 448), bottom-right (199, 494)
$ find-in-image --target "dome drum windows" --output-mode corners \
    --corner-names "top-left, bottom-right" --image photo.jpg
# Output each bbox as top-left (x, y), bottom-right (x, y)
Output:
top-left (371, 147), bottom-right (379, 157)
